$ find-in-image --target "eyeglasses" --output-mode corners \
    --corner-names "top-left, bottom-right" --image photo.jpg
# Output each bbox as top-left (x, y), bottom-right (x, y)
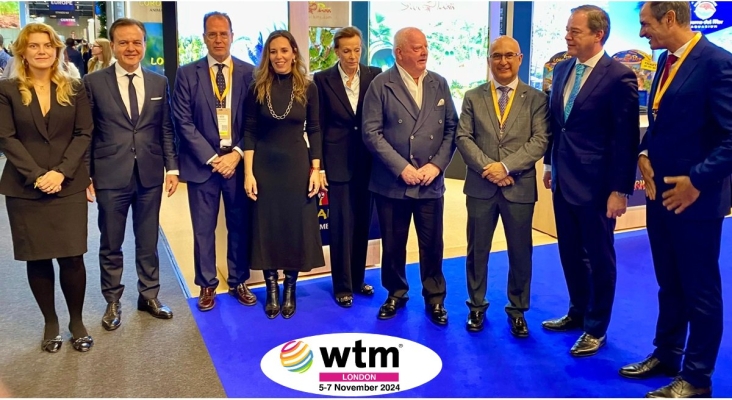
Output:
top-left (206, 32), bottom-right (230, 40)
top-left (490, 52), bottom-right (521, 61)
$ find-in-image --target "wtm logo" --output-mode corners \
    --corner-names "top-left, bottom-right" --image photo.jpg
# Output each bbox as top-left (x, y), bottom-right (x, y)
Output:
top-left (261, 333), bottom-right (442, 397)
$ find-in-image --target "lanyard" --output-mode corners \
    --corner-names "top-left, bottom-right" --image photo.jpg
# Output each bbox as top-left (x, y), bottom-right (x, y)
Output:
top-left (209, 62), bottom-right (233, 106)
top-left (490, 80), bottom-right (516, 131)
top-left (652, 32), bottom-right (702, 113)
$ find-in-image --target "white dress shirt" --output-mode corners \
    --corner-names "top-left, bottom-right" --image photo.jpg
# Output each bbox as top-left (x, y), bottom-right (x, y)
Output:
top-left (337, 62), bottom-right (360, 113)
top-left (205, 54), bottom-right (244, 164)
top-left (395, 62), bottom-right (427, 109)
top-left (115, 62), bottom-right (178, 175)
top-left (493, 77), bottom-right (519, 174)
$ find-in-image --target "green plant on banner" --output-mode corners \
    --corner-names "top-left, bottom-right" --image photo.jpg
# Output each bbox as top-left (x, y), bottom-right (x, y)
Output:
top-left (96, 1), bottom-right (107, 39)
top-left (178, 35), bottom-right (205, 65)
top-left (309, 27), bottom-right (338, 73)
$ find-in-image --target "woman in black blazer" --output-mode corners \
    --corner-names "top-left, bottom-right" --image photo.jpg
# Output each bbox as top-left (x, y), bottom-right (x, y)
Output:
top-left (312, 27), bottom-right (382, 308)
top-left (0, 23), bottom-right (94, 353)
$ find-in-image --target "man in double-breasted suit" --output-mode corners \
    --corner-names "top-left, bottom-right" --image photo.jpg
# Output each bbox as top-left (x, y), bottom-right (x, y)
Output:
top-left (172, 12), bottom-right (256, 312)
top-left (542, 6), bottom-right (639, 356)
top-left (455, 36), bottom-right (550, 336)
top-left (313, 26), bottom-right (381, 308)
top-left (362, 27), bottom-right (457, 325)
top-left (84, 18), bottom-right (179, 331)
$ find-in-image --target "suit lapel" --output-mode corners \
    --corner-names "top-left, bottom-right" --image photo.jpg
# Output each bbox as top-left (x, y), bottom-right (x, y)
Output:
top-left (647, 52), bottom-right (665, 129)
top-left (384, 67), bottom-right (419, 120)
top-left (412, 73), bottom-right (437, 134)
top-left (231, 58), bottom-right (246, 125)
top-left (568, 54), bottom-right (610, 120)
top-left (553, 61), bottom-right (573, 125)
top-left (196, 58), bottom-right (218, 127)
top-left (502, 82), bottom-right (528, 134)
top-left (481, 83), bottom-right (502, 140)
top-left (105, 66), bottom-right (132, 125)
top-left (46, 83), bottom-right (61, 138)
top-left (29, 90), bottom-right (49, 140)
top-left (355, 65), bottom-right (373, 117)
top-left (327, 64), bottom-right (356, 117)
top-left (135, 69), bottom-right (155, 127)
top-left (659, 38), bottom-right (706, 113)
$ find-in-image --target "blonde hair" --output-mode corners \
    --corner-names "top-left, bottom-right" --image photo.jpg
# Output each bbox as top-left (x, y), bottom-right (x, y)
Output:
top-left (11, 23), bottom-right (76, 106)
top-left (253, 30), bottom-right (309, 106)
top-left (88, 38), bottom-right (113, 71)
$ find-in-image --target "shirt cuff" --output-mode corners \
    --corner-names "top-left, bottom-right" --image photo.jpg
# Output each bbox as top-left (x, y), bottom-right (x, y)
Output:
top-left (206, 154), bottom-right (218, 165)
top-left (639, 150), bottom-right (649, 158)
top-left (233, 146), bottom-right (244, 158)
top-left (166, 170), bottom-right (179, 176)
top-left (543, 164), bottom-right (552, 173)
top-left (501, 162), bottom-right (509, 175)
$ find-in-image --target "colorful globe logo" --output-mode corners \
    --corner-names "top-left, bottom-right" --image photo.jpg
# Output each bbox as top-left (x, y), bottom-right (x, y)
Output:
top-left (280, 340), bottom-right (314, 373)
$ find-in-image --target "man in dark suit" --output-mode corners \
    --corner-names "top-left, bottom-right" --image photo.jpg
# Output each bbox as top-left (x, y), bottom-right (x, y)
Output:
top-left (456, 36), bottom-right (550, 336)
top-left (85, 18), bottom-right (179, 330)
top-left (65, 38), bottom-right (84, 77)
top-left (618, 3), bottom-right (732, 397)
top-left (362, 27), bottom-right (457, 325)
top-left (312, 26), bottom-right (381, 308)
top-left (541, 5), bottom-right (639, 356)
top-left (172, 12), bottom-right (256, 312)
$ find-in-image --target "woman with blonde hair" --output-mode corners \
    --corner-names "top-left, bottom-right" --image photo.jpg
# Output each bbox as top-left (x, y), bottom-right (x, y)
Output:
top-left (87, 38), bottom-right (114, 73)
top-left (243, 30), bottom-right (324, 319)
top-left (0, 22), bottom-right (94, 352)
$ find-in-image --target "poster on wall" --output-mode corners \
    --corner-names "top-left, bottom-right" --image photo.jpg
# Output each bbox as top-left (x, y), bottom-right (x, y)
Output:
top-left (690, 1), bottom-right (732, 51)
top-left (128, 1), bottom-right (164, 74)
top-left (0, 1), bottom-right (20, 29)
top-left (612, 49), bottom-right (656, 108)
top-left (542, 51), bottom-right (571, 93)
top-left (308, 3), bottom-right (349, 75)
top-left (368, 1), bottom-right (489, 112)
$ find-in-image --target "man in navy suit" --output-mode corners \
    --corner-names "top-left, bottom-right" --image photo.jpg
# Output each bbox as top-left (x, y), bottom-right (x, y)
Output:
top-left (85, 18), bottom-right (179, 330)
top-left (172, 12), bottom-right (256, 311)
top-left (618, 2), bottom-right (732, 397)
top-left (541, 5), bottom-right (639, 356)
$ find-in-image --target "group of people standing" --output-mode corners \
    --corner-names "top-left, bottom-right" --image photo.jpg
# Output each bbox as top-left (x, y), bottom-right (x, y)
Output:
top-left (0, 1), bottom-right (730, 398)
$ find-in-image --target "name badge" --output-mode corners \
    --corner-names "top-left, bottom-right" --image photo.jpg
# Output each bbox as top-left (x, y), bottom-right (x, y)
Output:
top-left (217, 108), bottom-right (232, 141)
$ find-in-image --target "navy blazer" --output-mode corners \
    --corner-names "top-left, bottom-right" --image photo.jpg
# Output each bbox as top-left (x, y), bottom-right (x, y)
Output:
top-left (172, 56), bottom-right (255, 184)
top-left (641, 36), bottom-right (732, 219)
top-left (84, 65), bottom-right (178, 190)
top-left (362, 66), bottom-right (457, 200)
top-left (545, 53), bottom-right (640, 207)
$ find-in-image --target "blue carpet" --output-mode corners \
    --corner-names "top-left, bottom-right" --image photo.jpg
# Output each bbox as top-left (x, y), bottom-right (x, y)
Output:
top-left (189, 221), bottom-right (732, 397)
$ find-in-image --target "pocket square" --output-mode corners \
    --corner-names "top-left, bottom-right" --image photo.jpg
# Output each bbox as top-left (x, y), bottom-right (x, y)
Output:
top-left (437, 98), bottom-right (445, 106)
top-left (150, 97), bottom-right (163, 101)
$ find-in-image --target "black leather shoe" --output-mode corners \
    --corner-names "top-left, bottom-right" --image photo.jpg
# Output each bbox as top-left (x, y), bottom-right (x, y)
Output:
top-left (42, 335), bottom-right (63, 353)
top-left (281, 272), bottom-right (298, 319)
top-left (377, 298), bottom-right (408, 320)
top-left (646, 377), bottom-right (711, 398)
top-left (466, 311), bottom-right (485, 332)
top-left (620, 355), bottom-right (679, 379)
top-left (509, 316), bottom-right (529, 338)
top-left (264, 271), bottom-right (280, 319)
top-left (70, 336), bottom-right (94, 352)
top-left (137, 297), bottom-right (173, 319)
top-left (359, 283), bottom-right (375, 296)
top-left (542, 315), bottom-right (583, 332)
top-left (336, 295), bottom-right (353, 308)
top-left (427, 304), bottom-right (448, 326)
top-left (228, 283), bottom-right (257, 306)
top-left (570, 332), bottom-right (606, 356)
top-left (102, 301), bottom-right (122, 331)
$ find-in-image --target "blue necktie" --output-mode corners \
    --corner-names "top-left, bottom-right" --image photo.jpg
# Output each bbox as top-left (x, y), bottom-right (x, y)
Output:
top-left (564, 63), bottom-right (587, 121)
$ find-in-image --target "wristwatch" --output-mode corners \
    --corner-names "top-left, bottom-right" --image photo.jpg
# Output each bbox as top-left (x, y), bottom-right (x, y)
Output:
top-left (613, 191), bottom-right (631, 198)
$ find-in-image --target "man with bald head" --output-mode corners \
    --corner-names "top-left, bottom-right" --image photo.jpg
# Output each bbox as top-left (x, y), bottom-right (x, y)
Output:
top-left (456, 36), bottom-right (550, 335)
top-left (362, 27), bottom-right (457, 325)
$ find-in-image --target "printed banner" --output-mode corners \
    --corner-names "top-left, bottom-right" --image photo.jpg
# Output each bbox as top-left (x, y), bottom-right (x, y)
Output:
top-left (308, 2), bottom-right (350, 28)
top-left (128, 1), bottom-right (164, 74)
top-left (317, 191), bottom-right (380, 247)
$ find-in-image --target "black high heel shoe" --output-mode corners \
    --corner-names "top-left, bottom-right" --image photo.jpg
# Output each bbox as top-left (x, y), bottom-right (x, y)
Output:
top-left (281, 271), bottom-right (298, 319)
top-left (70, 336), bottom-right (94, 352)
top-left (264, 270), bottom-right (280, 319)
top-left (42, 335), bottom-right (63, 353)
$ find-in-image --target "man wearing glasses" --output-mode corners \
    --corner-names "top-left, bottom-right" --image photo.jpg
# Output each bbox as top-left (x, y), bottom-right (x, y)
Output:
top-left (455, 36), bottom-right (550, 336)
top-left (172, 12), bottom-right (256, 312)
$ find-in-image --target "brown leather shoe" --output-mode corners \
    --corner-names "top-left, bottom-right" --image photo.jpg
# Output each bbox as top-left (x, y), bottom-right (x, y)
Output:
top-left (198, 287), bottom-right (216, 311)
top-left (646, 377), bottom-right (711, 398)
top-left (228, 283), bottom-right (256, 306)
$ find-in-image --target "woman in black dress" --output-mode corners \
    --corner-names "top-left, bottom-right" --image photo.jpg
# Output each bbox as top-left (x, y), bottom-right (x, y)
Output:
top-left (0, 23), bottom-right (94, 352)
top-left (243, 30), bottom-right (324, 319)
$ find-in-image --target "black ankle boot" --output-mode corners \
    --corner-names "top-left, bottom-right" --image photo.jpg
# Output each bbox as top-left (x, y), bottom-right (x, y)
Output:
top-left (264, 271), bottom-right (280, 319)
top-left (281, 271), bottom-right (298, 319)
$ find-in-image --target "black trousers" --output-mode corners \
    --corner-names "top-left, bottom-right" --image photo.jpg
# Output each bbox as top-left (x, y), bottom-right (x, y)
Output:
top-left (96, 163), bottom-right (163, 303)
top-left (553, 186), bottom-right (616, 338)
top-left (465, 193), bottom-right (534, 317)
top-left (374, 194), bottom-right (446, 304)
top-left (328, 179), bottom-right (373, 297)
top-left (647, 200), bottom-right (723, 388)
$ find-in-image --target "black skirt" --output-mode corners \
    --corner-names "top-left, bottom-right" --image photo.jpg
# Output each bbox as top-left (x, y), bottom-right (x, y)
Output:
top-left (6, 190), bottom-right (88, 261)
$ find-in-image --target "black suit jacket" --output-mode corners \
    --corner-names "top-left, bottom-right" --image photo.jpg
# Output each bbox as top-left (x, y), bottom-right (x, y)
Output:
top-left (313, 64), bottom-right (382, 182)
top-left (84, 65), bottom-right (178, 190)
top-left (0, 79), bottom-right (93, 199)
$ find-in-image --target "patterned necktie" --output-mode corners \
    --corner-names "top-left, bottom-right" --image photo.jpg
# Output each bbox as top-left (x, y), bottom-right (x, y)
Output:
top-left (564, 63), bottom-right (587, 122)
top-left (127, 74), bottom-right (139, 126)
top-left (498, 86), bottom-right (511, 118)
top-left (659, 54), bottom-right (679, 88)
top-left (215, 63), bottom-right (226, 108)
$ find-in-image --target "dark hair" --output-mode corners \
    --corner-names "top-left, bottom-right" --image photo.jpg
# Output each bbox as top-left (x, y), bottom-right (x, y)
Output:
top-left (65, 37), bottom-right (76, 47)
top-left (203, 11), bottom-right (232, 33)
top-left (109, 18), bottom-right (147, 42)
top-left (645, 1), bottom-right (691, 26)
top-left (253, 30), bottom-right (309, 106)
top-left (0, 34), bottom-right (4, 47)
top-left (571, 5), bottom-right (611, 45)
top-left (333, 26), bottom-right (362, 49)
